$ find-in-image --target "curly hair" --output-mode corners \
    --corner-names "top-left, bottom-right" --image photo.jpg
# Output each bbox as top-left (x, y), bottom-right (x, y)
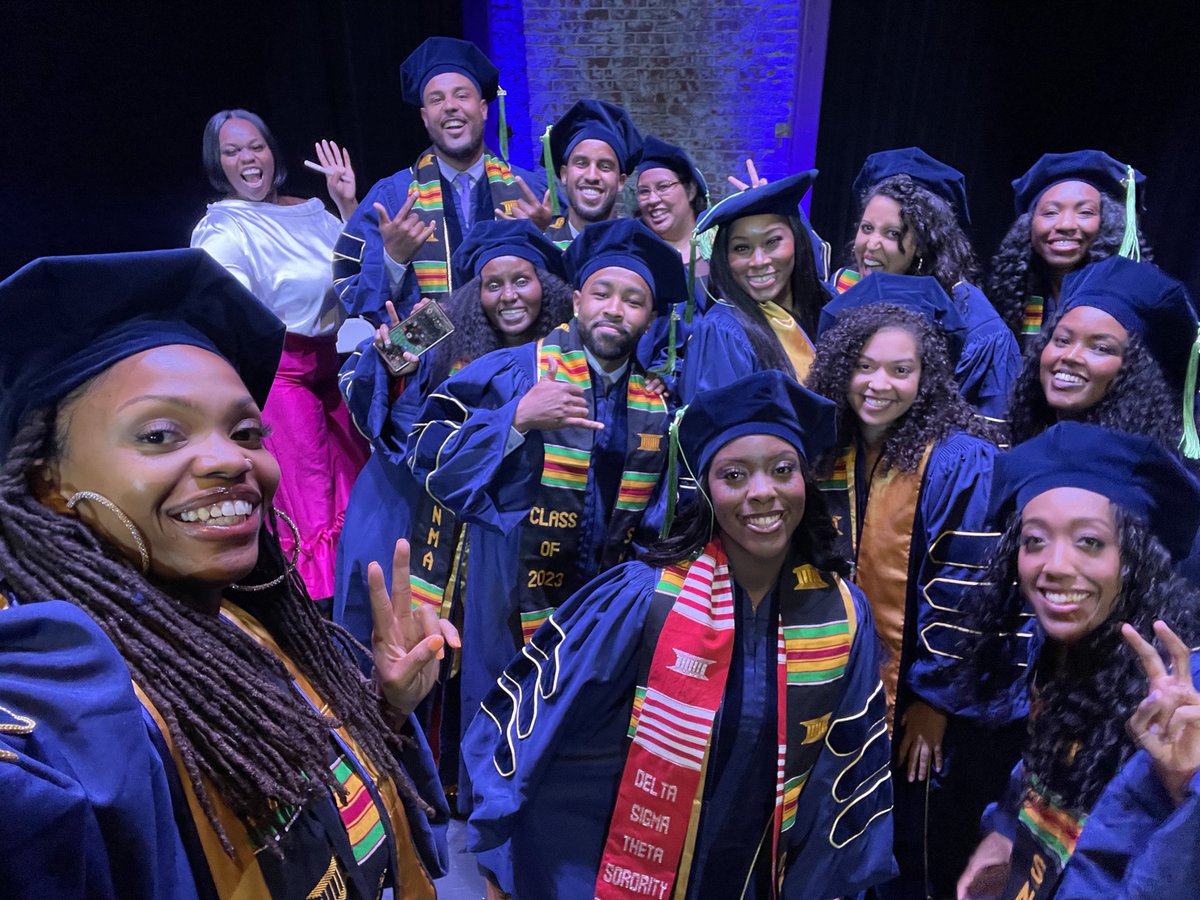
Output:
top-left (426, 266), bottom-right (574, 387)
top-left (707, 214), bottom-right (829, 374)
top-left (986, 195), bottom-right (1154, 335)
top-left (806, 304), bottom-right (994, 475)
top-left (0, 406), bottom-right (436, 855)
top-left (1006, 321), bottom-right (1180, 449)
top-left (846, 175), bottom-right (979, 297)
top-left (642, 460), bottom-right (849, 577)
top-left (953, 508), bottom-right (1200, 814)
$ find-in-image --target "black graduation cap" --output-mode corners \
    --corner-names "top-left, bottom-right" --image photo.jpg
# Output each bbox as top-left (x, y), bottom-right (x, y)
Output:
top-left (561, 219), bottom-right (687, 314)
top-left (0, 249), bottom-right (285, 459)
top-left (549, 100), bottom-right (644, 175)
top-left (1011, 150), bottom-right (1146, 216)
top-left (399, 36), bottom-right (500, 106)
top-left (851, 147), bottom-right (971, 225)
top-left (452, 219), bottom-right (567, 285)
top-left (988, 421), bottom-right (1200, 561)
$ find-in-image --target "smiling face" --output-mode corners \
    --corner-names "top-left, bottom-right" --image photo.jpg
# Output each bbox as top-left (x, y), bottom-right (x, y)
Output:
top-left (726, 214), bottom-right (796, 308)
top-left (47, 346), bottom-right (279, 599)
top-left (636, 166), bottom-right (696, 243)
top-left (854, 194), bottom-right (917, 276)
top-left (709, 434), bottom-right (806, 570)
top-left (1030, 180), bottom-right (1102, 276)
top-left (479, 255), bottom-right (543, 342)
top-left (218, 118), bottom-right (276, 203)
top-left (420, 71), bottom-right (487, 166)
top-left (1039, 305), bottom-right (1128, 416)
top-left (848, 326), bottom-right (922, 446)
top-left (573, 266), bottom-right (655, 369)
top-left (560, 139), bottom-right (626, 228)
top-left (1018, 487), bottom-right (1123, 645)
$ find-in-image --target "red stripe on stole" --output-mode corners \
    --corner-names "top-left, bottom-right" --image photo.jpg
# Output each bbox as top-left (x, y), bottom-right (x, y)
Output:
top-left (788, 645), bottom-right (849, 662)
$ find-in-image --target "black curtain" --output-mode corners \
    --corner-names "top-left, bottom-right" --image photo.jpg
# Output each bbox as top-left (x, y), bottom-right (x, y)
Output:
top-left (0, 1), bottom-right (462, 277)
top-left (812, 1), bottom-right (1200, 297)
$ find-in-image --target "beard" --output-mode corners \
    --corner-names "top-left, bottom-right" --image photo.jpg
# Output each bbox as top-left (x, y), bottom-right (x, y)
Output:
top-left (429, 120), bottom-right (485, 165)
top-left (578, 316), bottom-right (637, 363)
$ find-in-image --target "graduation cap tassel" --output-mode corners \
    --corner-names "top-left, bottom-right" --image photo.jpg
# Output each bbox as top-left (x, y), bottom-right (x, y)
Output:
top-left (1180, 325), bottom-right (1200, 459)
top-left (659, 407), bottom-right (687, 539)
top-left (540, 126), bottom-right (560, 217)
top-left (496, 87), bottom-right (509, 162)
top-left (1118, 165), bottom-right (1141, 261)
top-left (685, 234), bottom-right (699, 325)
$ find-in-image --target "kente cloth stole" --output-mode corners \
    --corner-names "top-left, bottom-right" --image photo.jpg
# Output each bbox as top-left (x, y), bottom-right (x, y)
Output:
top-left (409, 360), bottom-right (471, 616)
top-left (1003, 775), bottom-right (1086, 900)
top-left (513, 324), bottom-right (667, 644)
top-left (544, 216), bottom-right (575, 250)
top-left (1022, 295), bottom-right (1045, 336)
top-left (597, 539), bottom-right (856, 900)
top-left (833, 266), bottom-right (863, 295)
top-left (819, 442), bottom-right (933, 720)
top-left (407, 151), bottom-right (526, 297)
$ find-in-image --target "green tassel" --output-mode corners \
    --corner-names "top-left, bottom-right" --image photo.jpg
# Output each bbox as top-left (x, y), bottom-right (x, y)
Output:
top-left (1180, 326), bottom-right (1200, 459)
top-left (659, 407), bottom-right (687, 539)
top-left (684, 235), bottom-right (699, 325)
top-left (1118, 165), bottom-right (1141, 261)
top-left (541, 126), bottom-right (560, 217)
top-left (496, 87), bottom-right (509, 162)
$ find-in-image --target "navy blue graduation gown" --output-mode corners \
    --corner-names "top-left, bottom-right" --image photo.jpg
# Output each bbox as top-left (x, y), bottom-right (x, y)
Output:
top-left (677, 301), bottom-right (764, 404)
top-left (951, 282), bottom-right (1022, 422)
top-left (462, 561), bottom-right (895, 898)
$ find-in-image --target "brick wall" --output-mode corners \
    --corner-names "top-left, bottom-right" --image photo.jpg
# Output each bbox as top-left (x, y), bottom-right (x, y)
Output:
top-left (474, 0), bottom-right (830, 211)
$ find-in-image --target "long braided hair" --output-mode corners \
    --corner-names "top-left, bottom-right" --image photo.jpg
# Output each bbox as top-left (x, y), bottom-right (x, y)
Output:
top-left (0, 405), bottom-right (436, 854)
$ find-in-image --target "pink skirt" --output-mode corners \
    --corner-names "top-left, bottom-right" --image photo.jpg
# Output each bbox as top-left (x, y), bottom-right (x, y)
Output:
top-left (262, 333), bottom-right (368, 600)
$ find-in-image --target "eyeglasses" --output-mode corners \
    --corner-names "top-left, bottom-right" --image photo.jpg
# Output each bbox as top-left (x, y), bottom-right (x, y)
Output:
top-left (636, 180), bottom-right (682, 201)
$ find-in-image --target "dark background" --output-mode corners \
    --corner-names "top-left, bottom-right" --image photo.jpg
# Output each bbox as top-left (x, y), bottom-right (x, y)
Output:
top-left (3, 1), bottom-right (1197, 297)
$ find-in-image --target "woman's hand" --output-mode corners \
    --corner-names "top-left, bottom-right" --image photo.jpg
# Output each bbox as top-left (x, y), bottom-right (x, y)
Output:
top-left (369, 539), bottom-right (461, 716)
top-left (314, 139), bottom-right (358, 221)
top-left (897, 699), bottom-right (947, 782)
top-left (643, 374), bottom-right (669, 397)
top-left (727, 157), bottom-right (769, 192)
top-left (956, 830), bottom-right (1013, 899)
top-left (372, 300), bottom-right (419, 377)
top-left (1122, 620), bottom-right (1200, 806)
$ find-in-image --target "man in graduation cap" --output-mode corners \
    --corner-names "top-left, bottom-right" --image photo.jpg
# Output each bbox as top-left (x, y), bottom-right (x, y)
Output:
top-left (333, 36), bottom-right (547, 323)
top-left (405, 219), bottom-right (685, 832)
top-left (543, 99), bottom-right (644, 248)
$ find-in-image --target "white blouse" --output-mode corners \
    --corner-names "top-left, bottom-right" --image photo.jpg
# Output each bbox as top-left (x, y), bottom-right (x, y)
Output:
top-left (191, 198), bottom-right (344, 337)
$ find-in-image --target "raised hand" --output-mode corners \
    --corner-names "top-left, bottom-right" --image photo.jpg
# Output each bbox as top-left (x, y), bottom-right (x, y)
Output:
top-left (513, 357), bottom-right (604, 433)
top-left (314, 139), bottom-right (358, 220)
top-left (1122, 620), bottom-right (1200, 805)
top-left (372, 300), bottom-right (419, 376)
top-left (375, 190), bottom-right (438, 266)
top-left (727, 157), bottom-right (769, 192)
top-left (898, 699), bottom-right (947, 782)
top-left (368, 539), bottom-right (461, 716)
top-left (496, 175), bottom-right (553, 230)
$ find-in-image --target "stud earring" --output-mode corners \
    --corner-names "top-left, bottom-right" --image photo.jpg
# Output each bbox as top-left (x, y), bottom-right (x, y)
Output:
top-left (66, 491), bottom-right (150, 574)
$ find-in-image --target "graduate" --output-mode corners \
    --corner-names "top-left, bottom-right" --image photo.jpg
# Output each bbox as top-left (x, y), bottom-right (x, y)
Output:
top-left (333, 37), bottom-right (546, 322)
top-left (543, 99), bottom-right (644, 248)
top-left (954, 424), bottom-right (1200, 900)
top-left (986, 150), bottom-right (1152, 352)
top-left (635, 135), bottom-right (710, 265)
top-left (808, 274), bottom-right (1025, 898)
top-left (405, 219), bottom-right (685, 827)
top-left (676, 171), bottom-right (830, 402)
top-left (462, 370), bottom-right (895, 899)
top-left (0, 250), bottom-right (455, 898)
top-left (830, 147), bottom-right (1020, 420)
top-left (1006, 255), bottom-right (1199, 456)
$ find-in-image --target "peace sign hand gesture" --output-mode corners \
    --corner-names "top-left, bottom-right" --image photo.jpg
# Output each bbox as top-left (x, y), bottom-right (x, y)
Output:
top-left (727, 157), bottom-right (769, 192)
top-left (369, 539), bottom-right (461, 716)
top-left (512, 357), bottom-right (604, 433)
top-left (376, 190), bottom-right (438, 266)
top-left (1122, 620), bottom-right (1200, 806)
top-left (495, 175), bottom-right (554, 230)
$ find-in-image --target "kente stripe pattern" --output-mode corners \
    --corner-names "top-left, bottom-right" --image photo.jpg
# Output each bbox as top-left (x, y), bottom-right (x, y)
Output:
top-left (784, 619), bottom-right (851, 685)
top-left (329, 755), bottom-right (387, 864)
top-left (541, 444), bottom-right (590, 490)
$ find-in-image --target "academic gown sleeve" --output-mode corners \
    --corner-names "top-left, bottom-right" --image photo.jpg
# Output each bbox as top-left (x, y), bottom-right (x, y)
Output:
top-left (462, 562), bottom-right (658, 898)
top-left (677, 302), bottom-right (761, 404)
top-left (952, 283), bottom-right (1022, 422)
top-left (332, 171), bottom-right (423, 324)
top-left (0, 601), bottom-right (199, 900)
top-left (1055, 658), bottom-right (1200, 900)
top-left (406, 346), bottom-right (541, 532)
top-left (906, 433), bottom-right (1026, 720)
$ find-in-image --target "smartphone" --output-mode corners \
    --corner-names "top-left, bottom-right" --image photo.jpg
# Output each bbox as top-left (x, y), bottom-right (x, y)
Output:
top-left (376, 301), bottom-right (456, 375)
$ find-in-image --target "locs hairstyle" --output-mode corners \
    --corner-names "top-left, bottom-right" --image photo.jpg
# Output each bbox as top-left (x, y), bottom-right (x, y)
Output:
top-left (202, 108), bottom-right (289, 196)
top-left (708, 214), bottom-right (828, 372)
top-left (0, 402), bottom-right (433, 855)
top-left (849, 174), bottom-right (979, 297)
top-left (806, 304), bottom-right (993, 476)
top-left (986, 195), bottom-right (1154, 336)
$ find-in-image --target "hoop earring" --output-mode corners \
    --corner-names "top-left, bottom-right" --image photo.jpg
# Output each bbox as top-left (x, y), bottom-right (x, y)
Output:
top-left (229, 508), bottom-right (301, 592)
top-left (66, 491), bottom-right (150, 574)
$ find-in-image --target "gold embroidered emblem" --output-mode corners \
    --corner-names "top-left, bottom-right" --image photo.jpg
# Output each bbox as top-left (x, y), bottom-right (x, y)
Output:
top-left (792, 564), bottom-right (829, 590)
top-left (501, 199), bottom-right (520, 215)
top-left (800, 713), bottom-right (831, 745)
top-left (830, 514), bottom-right (843, 536)
top-left (638, 432), bottom-right (663, 452)
top-left (305, 856), bottom-right (347, 900)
